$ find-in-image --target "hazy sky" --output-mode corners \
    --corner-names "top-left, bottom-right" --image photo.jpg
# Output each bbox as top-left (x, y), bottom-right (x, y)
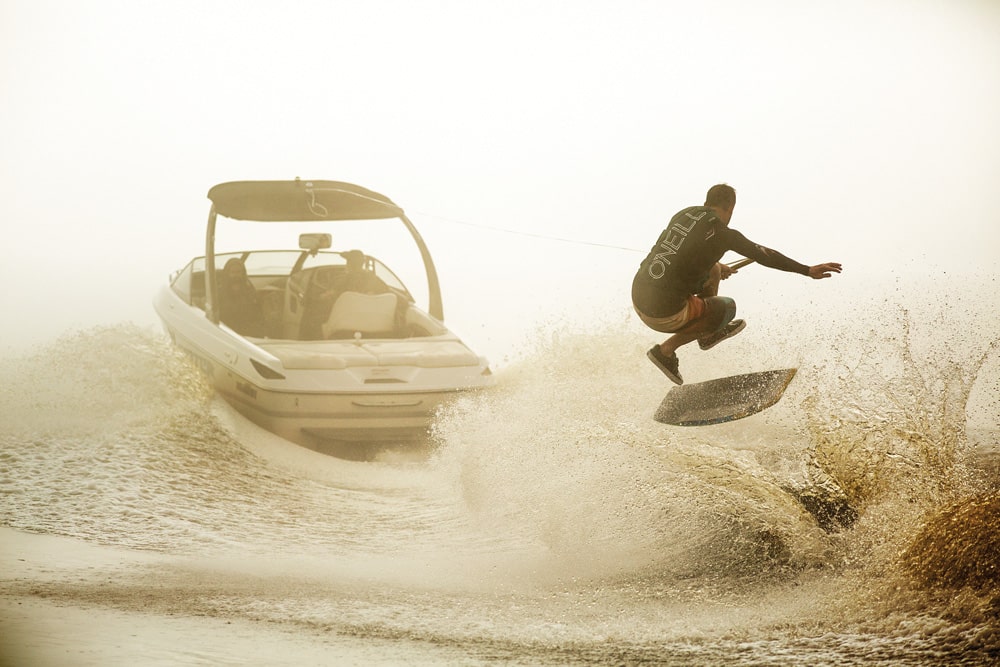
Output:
top-left (2, 0), bottom-right (998, 357)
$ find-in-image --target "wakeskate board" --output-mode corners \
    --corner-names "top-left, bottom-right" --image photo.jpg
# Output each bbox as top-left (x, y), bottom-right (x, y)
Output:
top-left (654, 368), bottom-right (797, 426)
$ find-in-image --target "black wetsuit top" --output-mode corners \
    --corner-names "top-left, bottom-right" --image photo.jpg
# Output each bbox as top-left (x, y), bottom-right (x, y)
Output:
top-left (631, 206), bottom-right (810, 317)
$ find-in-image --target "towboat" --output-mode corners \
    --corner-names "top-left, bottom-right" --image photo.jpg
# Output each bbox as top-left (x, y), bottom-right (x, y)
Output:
top-left (153, 179), bottom-right (494, 457)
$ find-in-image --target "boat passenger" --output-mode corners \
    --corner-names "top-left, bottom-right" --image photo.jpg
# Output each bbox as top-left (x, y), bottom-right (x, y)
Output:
top-left (218, 257), bottom-right (266, 337)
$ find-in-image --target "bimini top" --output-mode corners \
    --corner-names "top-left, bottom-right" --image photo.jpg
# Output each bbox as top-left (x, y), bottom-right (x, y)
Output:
top-left (207, 179), bottom-right (404, 222)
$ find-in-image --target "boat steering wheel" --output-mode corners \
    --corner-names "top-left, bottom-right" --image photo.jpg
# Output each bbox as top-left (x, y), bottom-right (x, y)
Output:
top-left (308, 266), bottom-right (341, 298)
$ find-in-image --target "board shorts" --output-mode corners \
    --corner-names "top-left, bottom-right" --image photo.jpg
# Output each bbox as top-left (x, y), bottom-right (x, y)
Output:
top-left (633, 295), bottom-right (708, 334)
top-left (632, 294), bottom-right (736, 333)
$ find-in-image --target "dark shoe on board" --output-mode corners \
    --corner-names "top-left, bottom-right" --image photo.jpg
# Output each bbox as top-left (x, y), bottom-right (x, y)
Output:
top-left (698, 319), bottom-right (746, 351)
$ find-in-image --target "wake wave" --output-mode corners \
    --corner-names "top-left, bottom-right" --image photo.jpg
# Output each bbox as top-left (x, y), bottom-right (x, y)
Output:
top-left (431, 316), bottom-right (832, 582)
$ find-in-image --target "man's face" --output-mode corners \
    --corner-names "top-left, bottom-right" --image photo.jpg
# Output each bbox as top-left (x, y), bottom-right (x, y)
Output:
top-left (720, 204), bottom-right (735, 225)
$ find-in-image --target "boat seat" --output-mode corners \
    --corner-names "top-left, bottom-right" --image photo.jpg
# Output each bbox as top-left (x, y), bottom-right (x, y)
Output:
top-left (322, 291), bottom-right (399, 339)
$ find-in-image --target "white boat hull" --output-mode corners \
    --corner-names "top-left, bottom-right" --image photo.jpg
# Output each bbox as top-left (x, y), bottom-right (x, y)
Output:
top-left (154, 286), bottom-right (491, 456)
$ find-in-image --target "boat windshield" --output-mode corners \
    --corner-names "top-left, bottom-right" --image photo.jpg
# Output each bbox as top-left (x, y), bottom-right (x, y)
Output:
top-left (173, 248), bottom-right (416, 311)
top-left (190, 250), bottom-right (411, 296)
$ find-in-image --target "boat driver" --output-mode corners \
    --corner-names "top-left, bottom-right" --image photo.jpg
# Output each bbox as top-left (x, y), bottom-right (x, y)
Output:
top-left (328, 250), bottom-right (390, 296)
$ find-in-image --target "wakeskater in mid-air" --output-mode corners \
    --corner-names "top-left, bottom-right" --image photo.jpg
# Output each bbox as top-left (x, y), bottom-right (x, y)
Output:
top-left (631, 183), bottom-right (842, 386)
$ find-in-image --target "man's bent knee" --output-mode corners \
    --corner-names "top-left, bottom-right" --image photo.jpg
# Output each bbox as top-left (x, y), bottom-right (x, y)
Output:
top-left (702, 296), bottom-right (736, 333)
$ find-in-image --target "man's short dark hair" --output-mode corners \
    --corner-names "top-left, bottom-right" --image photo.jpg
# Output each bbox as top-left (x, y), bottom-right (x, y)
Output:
top-left (705, 184), bottom-right (736, 209)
